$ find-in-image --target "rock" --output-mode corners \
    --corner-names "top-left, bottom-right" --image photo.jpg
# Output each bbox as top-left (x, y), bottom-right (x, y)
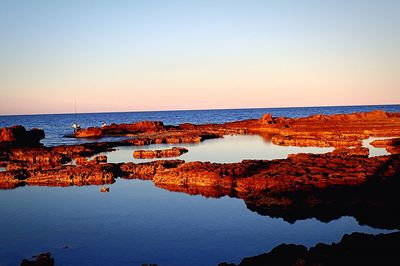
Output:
top-left (0, 164), bottom-right (117, 188)
top-left (119, 160), bottom-right (185, 180)
top-left (330, 147), bottom-right (369, 157)
top-left (100, 186), bottom-right (110, 192)
top-left (74, 127), bottom-right (103, 138)
top-left (133, 147), bottom-right (188, 159)
top-left (252, 110), bottom-right (400, 147)
top-left (0, 125), bottom-right (44, 147)
top-left (259, 113), bottom-right (273, 125)
top-left (92, 155), bottom-right (107, 163)
top-left (219, 231), bottom-right (400, 266)
top-left (20, 252), bottom-right (54, 266)
top-left (74, 121), bottom-right (166, 138)
top-left (8, 148), bottom-right (70, 165)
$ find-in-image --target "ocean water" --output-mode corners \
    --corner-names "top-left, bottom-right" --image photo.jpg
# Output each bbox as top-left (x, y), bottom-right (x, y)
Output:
top-left (0, 105), bottom-right (399, 266)
top-left (1, 105), bottom-right (399, 146)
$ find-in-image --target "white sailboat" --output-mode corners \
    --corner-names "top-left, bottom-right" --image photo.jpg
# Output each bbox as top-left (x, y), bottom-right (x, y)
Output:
top-left (71, 99), bottom-right (81, 133)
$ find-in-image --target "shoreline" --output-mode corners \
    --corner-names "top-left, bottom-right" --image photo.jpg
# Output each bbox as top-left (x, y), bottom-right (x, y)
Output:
top-left (2, 109), bottom-right (400, 265)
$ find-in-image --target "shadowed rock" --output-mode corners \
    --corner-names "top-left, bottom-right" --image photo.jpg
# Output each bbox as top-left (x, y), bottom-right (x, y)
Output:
top-left (20, 252), bottom-right (54, 266)
top-left (219, 231), bottom-right (400, 266)
top-left (0, 125), bottom-right (44, 147)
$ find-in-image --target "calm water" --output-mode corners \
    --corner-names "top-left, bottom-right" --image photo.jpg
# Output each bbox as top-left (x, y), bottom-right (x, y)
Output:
top-left (99, 135), bottom-right (334, 164)
top-left (1, 105), bottom-right (399, 265)
top-left (1, 105), bottom-right (399, 146)
top-left (0, 180), bottom-right (393, 266)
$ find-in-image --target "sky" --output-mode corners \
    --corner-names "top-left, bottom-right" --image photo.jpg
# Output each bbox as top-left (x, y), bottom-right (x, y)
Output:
top-left (0, 0), bottom-right (399, 115)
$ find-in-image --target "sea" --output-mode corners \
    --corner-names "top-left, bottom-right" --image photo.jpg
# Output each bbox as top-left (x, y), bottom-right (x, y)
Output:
top-left (0, 105), bottom-right (399, 266)
top-left (1, 104), bottom-right (399, 146)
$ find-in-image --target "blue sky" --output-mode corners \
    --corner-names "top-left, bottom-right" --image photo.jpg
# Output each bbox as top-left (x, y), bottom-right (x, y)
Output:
top-left (0, 0), bottom-right (399, 114)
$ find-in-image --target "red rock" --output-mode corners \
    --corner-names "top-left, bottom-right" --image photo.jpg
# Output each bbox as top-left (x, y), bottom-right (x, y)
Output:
top-left (74, 121), bottom-right (165, 138)
top-left (133, 147), bottom-right (188, 159)
top-left (0, 164), bottom-right (116, 188)
top-left (0, 125), bottom-right (44, 147)
top-left (119, 160), bottom-right (185, 180)
top-left (74, 127), bottom-right (103, 138)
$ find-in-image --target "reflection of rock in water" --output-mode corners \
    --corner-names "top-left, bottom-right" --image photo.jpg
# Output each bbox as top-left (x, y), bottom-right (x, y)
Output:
top-left (219, 231), bottom-right (400, 266)
top-left (155, 154), bottom-right (400, 230)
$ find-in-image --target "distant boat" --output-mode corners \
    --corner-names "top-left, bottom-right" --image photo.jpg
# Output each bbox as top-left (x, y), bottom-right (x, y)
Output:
top-left (71, 98), bottom-right (81, 133)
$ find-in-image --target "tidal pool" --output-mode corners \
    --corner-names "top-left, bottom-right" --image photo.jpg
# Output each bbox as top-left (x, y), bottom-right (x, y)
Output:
top-left (100, 135), bottom-right (334, 164)
top-left (1, 135), bottom-right (395, 265)
top-left (0, 179), bottom-right (392, 266)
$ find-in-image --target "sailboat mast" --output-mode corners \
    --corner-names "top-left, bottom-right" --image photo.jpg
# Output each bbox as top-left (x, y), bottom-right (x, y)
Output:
top-left (74, 98), bottom-right (77, 124)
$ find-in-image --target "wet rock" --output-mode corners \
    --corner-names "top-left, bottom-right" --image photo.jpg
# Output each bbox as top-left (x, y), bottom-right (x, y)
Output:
top-left (133, 147), bottom-right (188, 159)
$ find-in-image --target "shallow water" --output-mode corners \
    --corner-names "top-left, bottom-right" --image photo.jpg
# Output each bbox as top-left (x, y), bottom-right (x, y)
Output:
top-left (100, 135), bottom-right (334, 164)
top-left (0, 179), bottom-right (392, 266)
top-left (363, 137), bottom-right (394, 157)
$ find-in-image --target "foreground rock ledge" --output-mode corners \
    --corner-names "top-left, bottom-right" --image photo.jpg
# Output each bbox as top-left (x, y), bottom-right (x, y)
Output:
top-left (219, 231), bottom-right (400, 266)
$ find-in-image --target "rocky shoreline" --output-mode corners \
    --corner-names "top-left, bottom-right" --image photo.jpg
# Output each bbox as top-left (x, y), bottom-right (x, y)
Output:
top-left (1, 110), bottom-right (400, 264)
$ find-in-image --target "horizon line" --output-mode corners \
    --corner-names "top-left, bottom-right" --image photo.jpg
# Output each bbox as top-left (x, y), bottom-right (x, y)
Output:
top-left (1, 103), bottom-right (400, 117)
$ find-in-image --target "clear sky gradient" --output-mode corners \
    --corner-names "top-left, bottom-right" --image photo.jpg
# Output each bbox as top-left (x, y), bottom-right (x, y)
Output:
top-left (0, 0), bottom-right (399, 115)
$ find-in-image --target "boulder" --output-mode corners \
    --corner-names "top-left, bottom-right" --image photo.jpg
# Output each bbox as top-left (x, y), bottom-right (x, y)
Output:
top-left (0, 125), bottom-right (44, 147)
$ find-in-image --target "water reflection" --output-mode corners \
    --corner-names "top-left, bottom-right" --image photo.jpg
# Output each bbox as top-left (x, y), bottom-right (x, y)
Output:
top-left (101, 135), bottom-right (334, 164)
top-left (0, 179), bottom-right (392, 266)
top-left (363, 137), bottom-right (394, 157)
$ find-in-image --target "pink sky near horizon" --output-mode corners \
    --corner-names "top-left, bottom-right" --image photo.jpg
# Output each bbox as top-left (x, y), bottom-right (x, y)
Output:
top-left (0, 1), bottom-right (399, 115)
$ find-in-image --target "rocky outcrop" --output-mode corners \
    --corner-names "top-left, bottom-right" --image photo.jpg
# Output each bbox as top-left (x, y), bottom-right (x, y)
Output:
top-left (0, 164), bottom-right (116, 189)
top-left (219, 231), bottom-right (400, 266)
top-left (8, 148), bottom-right (70, 165)
top-left (74, 121), bottom-right (166, 138)
top-left (119, 160), bottom-right (185, 180)
top-left (151, 152), bottom-right (392, 193)
top-left (222, 110), bottom-right (400, 148)
top-left (133, 147), bottom-right (188, 159)
top-left (0, 125), bottom-right (44, 147)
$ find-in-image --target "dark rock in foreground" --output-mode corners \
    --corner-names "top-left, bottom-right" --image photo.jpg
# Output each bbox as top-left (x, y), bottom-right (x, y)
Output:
top-left (219, 231), bottom-right (400, 266)
top-left (20, 252), bottom-right (54, 266)
top-left (0, 125), bottom-right (44, 147)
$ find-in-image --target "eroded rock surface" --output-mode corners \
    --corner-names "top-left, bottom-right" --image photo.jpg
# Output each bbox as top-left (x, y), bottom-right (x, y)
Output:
top-left (225, 110), bottom-right (400, 148)
top-left (134, 147), bottom-right (188, 159)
